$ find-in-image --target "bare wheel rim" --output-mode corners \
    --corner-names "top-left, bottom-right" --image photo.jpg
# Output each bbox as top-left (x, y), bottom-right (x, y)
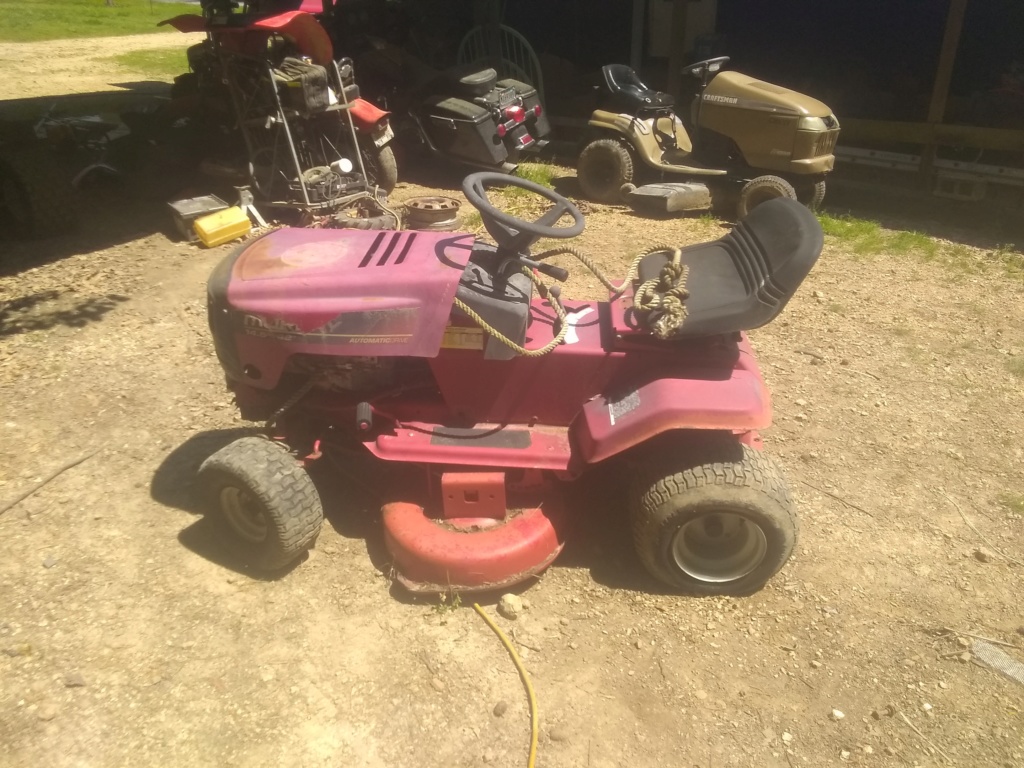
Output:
top-left (219, 486), bottom-right (268, 543)
top-left (671, 511), bottom-right (768, 583)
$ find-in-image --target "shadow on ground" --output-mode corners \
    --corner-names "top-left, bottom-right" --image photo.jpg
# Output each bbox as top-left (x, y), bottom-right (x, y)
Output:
top-left (0, 290), bottom-right (130, 337)
top-left (0, 84), bottom-right (231, 276)
top-left (149, 428), bottom-right (657, 597)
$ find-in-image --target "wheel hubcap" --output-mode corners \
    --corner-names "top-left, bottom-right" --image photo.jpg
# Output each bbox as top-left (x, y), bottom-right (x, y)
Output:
top-left (671, 511), bottom-right (768, 583)
top-left (220, 486), bottom-right (268, 543)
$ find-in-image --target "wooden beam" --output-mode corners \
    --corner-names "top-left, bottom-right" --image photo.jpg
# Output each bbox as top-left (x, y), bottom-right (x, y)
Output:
top-left (920, 0), bottom-right (969, 185)
top-left (840, 118), bottom-right (1024, 153)
top-left (630, 0), bottom-right (645, 71)
top-left (666, 0), bottom-right (689, 97)
top-left (927, 0), bottom-right (969, 124)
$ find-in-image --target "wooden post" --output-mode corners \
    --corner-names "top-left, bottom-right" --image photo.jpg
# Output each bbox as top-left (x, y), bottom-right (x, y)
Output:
top-left (666, 0), bottom-right (689, 97)
top-left (921, 0), bottom-right (969, 184)
top-left (630, 0), bottom-right (646, 72)
top-left (927, 0), bottom-right (969, 124)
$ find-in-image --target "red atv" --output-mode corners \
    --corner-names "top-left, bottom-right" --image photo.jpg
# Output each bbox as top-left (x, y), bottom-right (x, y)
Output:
top-left (197, 173), bottom-right (822, 596)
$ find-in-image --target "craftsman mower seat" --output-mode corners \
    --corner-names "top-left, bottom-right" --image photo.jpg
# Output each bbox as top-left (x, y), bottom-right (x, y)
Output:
top-left (636, 198), bottom-right (823, 338)
top-left (602, 64), bottom-right (674, 113)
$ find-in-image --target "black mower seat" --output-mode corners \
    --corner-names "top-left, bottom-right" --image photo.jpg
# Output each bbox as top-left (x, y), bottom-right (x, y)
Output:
top-left (602, 64), bottom-right (674, 113)
top-left (445, 65), bottom-right (498, 97)
top-left (636, 198), bottom-right (823, 337)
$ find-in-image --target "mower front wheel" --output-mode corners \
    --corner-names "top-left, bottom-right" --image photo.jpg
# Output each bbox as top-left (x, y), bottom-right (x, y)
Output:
top-left (631, 443), bottom-right (797, 596)
top-left (577, 138), bottom-right (634, 203)
top-left (198, 436), bottom-right (323, 572)
top-left (736, 175), bottom-right (797, 219)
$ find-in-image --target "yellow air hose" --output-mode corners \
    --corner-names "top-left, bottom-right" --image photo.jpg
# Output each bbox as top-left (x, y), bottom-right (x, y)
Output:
top-left (473, 603), bottom-right (539, 768)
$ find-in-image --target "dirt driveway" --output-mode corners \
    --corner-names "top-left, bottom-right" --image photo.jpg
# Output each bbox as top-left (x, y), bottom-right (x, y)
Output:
top-left (2, 35), bottom-right (1024, 768)
top-left (0, 33), bottom-right (204, 101)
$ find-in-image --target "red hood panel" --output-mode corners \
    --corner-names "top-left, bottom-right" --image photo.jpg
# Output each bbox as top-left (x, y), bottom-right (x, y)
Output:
top-left (224, 229), bottom-right (475, 379)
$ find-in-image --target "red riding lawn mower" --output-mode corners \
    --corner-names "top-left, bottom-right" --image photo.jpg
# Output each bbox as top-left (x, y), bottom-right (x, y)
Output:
top-left (196, 172), bottom-right (823, 596)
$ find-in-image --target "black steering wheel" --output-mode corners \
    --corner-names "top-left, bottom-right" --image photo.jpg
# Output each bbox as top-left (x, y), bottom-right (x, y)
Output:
top-left (462, 172), bottom-right (584, 252)
top-left (684, 56), bottom-right (731, 80)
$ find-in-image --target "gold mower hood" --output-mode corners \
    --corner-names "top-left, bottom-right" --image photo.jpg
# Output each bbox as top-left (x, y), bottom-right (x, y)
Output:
top-left (701, 71), bottom-right (832, 118)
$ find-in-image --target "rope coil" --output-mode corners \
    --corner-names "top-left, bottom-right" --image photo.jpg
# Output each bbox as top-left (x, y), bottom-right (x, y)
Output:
top-left (453, 241), bottom-right (691, 355)
top-left (630, 246), bottom-right (689, 339)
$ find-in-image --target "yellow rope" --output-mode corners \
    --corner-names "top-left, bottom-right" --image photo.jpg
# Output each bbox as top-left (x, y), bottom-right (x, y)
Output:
top-left (454, 267), bottom-right (569, 357)
top-left (473, 603), bottom-right (539, 768)
top-left (632, 246), bottom-right (689, 339)
top-left (456, 242), bottom-right (689, 354)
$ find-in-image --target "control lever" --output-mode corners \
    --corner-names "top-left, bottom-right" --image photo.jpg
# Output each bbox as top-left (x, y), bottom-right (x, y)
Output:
top-left (518, 255), bottom-right (569, 282)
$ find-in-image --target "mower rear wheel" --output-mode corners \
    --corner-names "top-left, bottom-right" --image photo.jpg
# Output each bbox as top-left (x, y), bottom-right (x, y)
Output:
top-left (198, 436), bottom-right (323, 572)
top-left (578, 138), bottom-right (634, 203)
top-left (631, 442), bottom-right (797, 596)
top-left (736, 175), bottom-right (797, 219)
top-left (796, 179), bottom-right (827, 210)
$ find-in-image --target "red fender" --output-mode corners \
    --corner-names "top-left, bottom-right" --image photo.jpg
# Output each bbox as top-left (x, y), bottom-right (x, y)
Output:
top-left (349, 98), bottom-right (390, 131)
top-left (571, 334), bottom-right (772, 465)
top-left (382, 502), bottom-right (563, 593)
top-left (159, 11), bottom-right (335, 67)
top-left (248, 11), bottom-right (333, 66)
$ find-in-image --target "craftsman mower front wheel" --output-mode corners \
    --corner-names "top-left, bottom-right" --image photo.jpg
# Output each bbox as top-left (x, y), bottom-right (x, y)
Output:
top-left (631, 442), bottom-right (797, 596)
top-left (735, 175), bottom-right (797, 219)
top-left (198, 436), bottom-right (323, 572)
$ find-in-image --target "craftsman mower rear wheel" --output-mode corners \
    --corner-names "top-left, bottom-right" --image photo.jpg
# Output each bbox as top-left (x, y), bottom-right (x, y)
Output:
top-left (578, 138), bottom-right (634, 203)
top-left (198, 436), bottom-right (323, 572)
top-left (631, 442), bottom-right (797, 596)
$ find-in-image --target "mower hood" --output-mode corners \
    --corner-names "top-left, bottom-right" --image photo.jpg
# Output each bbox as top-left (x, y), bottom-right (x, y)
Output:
top-left (208, 229), bottom-right (476, 389)
top-left (703, 71), bottom-right (832, 117)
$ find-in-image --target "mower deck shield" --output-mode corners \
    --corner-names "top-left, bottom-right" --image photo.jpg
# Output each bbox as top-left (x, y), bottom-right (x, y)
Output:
top-left (382, 500), bottom-right (564, 592)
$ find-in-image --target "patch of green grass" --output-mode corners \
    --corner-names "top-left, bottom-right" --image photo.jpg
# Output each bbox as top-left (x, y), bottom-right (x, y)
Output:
top-left (1005, 356), bottom-right (1024, 379)
top-left (997, 492), bottom-right (1024, 515)
top-left (889, 230), bottom-right (938, 259)
top-left (500, 162), bottom-right (557, 203)
top-left (0, 0), bottom-right (198, 43)
top-left (460, 210), bottom-right (483, 230)
top-left (110, 46), bottom-right (187, 80)
top-left (818, 212), bottom-right (1024, 283)
top-left (944, 243), bottom-right (976, 270)
top-left (817, 212), bottom-right (881, 241)
top-left (514, 162), bottom-right (556, 188)
top-left (990, 243), bottom-right (1024, 280)
top-left (432, 590), bottom-right (462, 615)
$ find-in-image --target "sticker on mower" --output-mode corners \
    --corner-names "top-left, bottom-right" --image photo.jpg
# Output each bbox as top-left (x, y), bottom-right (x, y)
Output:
top-left (563, 306), bottom-right (595, 345)
top-left (607, 390), bottom-right (641, 425)
top-left (441, 325), bottom-right (485, 350)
